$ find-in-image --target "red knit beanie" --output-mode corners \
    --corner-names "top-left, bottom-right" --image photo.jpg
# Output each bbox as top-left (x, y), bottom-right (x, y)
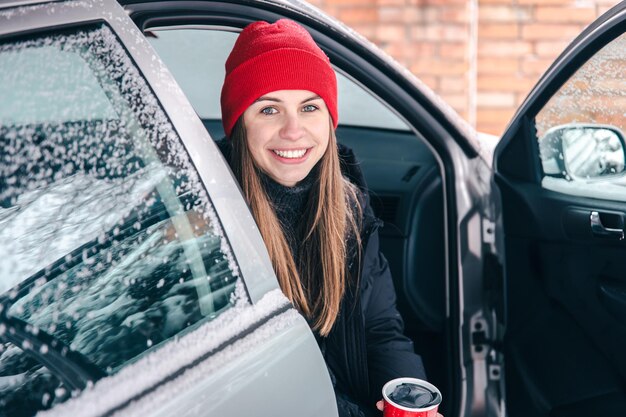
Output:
top-left (220, 19), bottom-right (338, 137)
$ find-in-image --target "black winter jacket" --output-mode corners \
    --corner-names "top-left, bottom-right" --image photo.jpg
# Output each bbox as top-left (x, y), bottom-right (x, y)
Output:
top-left (216, 139), bottom-right (426, 417)
top-left (326, 144), bottom-right (426, 417)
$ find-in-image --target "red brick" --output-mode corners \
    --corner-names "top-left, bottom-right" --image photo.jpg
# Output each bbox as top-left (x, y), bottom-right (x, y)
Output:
top-left (440, 42), bottom-right (467, 59)
top-left (376, 24), bottom-right (406, 41)
top-left (441, 92), bottom-right (469, 110)
top-left (478, 40), bottom-right (533, 57)
top-left (535, 6), bottom-right (596, 23)
top-left (479, 5), bottom-right (532, 22)
top-left (457, 110), bottom-right (470, 121)
top-left (423, 25), bottom-right (469, 41)
top-left (376, 0), bottom-right (406, 5)
top-left (327, 0), bottom-right (373, 5)
top-left (476, 108), bottom-right (515, 125)
top-left (477, 75), bottom-right (537, 92)
top-left (479, 0), bottom-right (518, 3)
top-left (409, 25), bottom-right (427, 40)
top-left (534, 40), bottom-right (571, 57)
top-left (440, 6), bottom-right (470, 24)
top-left (411, 59), bottom-right (468, 76)
top-left (478, 23), bottom-right (520, 39)
top-left (518, 0), bottom-right (579, 4)
top-left (380, 41), bottom-right (408, 63)
top-left (348, 25), bottom-right (376, 39)
top-left (407, 41), bottom-right (438, 56)
top-left (478, 57), bottom-right (519, 74)
top-left (521, 58), bottom-right (554, 76)
top-left (337, 7), bottom-right (378, 24)
top-left (386, 42), bottom-right (439, 65)
top-left (421, 0), bottom-right (468, 4)
top-left (422, 6), bottom-right (442, 21)
top-left (384, 6), bottom-right (420, 23)
top-left (379, 7), bottom-right (420, 23)
top-left (416, 75), bottom-right (440, 90)
top-left (522, 24), bottom-right (585, 40)
top-left (477, 92), bottom-right (516, 107)
top-left (477, 123), bottom-right (506, 136)
top-left (440, 77), bottom-right (467, 93)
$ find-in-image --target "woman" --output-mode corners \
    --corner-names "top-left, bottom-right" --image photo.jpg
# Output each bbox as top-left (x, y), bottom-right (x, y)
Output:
top-left (219, 19), bottom-right (430, 417)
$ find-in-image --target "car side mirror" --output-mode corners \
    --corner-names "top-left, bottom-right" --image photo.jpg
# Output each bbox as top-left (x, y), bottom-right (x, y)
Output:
top-left (539, 124), bottom-right (626, 181)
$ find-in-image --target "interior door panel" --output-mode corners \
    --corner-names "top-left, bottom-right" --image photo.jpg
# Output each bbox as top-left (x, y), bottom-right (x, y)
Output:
top-left (497, 166), bottom-right (626, 416)
top-left (495, 4), bottom-right (626, 415)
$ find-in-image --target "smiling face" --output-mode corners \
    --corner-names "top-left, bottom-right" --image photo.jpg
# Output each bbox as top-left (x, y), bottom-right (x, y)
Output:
top-left (242, 89), bottom-right (331, 187)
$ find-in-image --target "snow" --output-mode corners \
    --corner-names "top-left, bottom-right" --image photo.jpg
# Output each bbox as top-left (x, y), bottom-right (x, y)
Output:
top-left (38, 289), bottom-right (292, 417)
top-left (1, 21), bottom-right (255, 415)
top-left (1, 23), bottom-right (240, 287)
top-left (0, 163), bottom-right (169, 294)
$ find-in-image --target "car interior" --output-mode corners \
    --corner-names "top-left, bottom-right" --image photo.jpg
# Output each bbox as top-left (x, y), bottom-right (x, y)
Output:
top-left (146, 25), bottom-right (450, 411)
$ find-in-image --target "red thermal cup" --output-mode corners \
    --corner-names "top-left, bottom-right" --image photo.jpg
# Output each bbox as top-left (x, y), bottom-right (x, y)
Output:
top-left (382, 377), bottom-right (441, 417)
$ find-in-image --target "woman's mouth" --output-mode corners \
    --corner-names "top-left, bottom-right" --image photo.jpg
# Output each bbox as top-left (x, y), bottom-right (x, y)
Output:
top-left (272, 148), bottom-right (307, 158)
top-left (270, 148), bottom-right (311, 162)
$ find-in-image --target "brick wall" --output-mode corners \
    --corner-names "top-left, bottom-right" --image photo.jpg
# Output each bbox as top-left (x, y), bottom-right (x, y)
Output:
top-left (308, 0), bottom-right (620, 136)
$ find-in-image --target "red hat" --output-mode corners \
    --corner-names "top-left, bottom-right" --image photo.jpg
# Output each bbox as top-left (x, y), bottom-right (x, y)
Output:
top-left (220, 19), bottom-right (338, 137)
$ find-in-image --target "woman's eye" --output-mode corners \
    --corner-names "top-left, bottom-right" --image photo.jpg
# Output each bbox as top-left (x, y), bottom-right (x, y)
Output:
top-left (302, 104), bottom-right (318, 112)
top-left (261, 107), bottom-right (278, 115)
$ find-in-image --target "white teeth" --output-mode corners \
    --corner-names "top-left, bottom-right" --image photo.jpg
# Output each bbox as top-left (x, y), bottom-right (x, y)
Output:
top-left (273, 149), bottom-right (307, 159)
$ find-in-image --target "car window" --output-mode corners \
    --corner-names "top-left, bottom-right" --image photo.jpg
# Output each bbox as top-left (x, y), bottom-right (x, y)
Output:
top-left (0, 341), bottom-right (67, 416)
top-left (0, 23), bottom-right (242, 413)
top-left (147, 27), bottom-right (409, 133)
top-left (536, 32), bottom-right (626, 200)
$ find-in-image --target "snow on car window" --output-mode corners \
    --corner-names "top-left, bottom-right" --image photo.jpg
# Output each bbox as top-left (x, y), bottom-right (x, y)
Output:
top-left (0, 45), bottom-right (117, 124)
top-left (39, 289), bottom-right (293, 417)
top-left (536, 32), bottom-right (626, 198)
top-left (0, 341), bottom-right (66, 416)
top-left (0, 23), bottom-right (243, 415)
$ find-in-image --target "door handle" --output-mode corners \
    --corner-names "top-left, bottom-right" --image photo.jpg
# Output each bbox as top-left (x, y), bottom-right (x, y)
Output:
top-left (590, 211), bottom-right (624, 240)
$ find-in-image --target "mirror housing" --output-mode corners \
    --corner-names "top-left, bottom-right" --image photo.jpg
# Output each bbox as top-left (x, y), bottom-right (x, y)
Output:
top-left (539, 124), bottom-right (626, 181)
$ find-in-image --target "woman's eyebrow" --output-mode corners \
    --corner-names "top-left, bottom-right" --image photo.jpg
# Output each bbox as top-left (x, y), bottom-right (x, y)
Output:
top-left (301, 95), bottom-right (322, 104)
top-left (254, 95), bottom-right (322, 104)
top-left (254, 96), bottom-right (281, 103)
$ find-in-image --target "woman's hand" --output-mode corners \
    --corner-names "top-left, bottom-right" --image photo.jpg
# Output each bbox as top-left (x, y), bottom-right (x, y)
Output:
top-left (375, 400), bottom-right (443, 416)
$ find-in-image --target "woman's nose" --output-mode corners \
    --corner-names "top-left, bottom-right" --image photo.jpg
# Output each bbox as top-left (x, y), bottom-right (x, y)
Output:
top-left (279, 113), bottom-right (304, 141)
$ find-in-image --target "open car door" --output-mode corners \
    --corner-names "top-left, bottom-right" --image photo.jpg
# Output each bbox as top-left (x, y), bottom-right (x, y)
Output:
top-left (494, 3), bottom-right (626, 416)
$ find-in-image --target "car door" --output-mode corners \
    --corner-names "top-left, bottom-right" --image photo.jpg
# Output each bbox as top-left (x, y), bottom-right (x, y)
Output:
top-left (0, 1), bottom-right (336, 416)
top-left (120, 2), bottom-right (507, 417)
top-left (494, 3), bottom-right (626, 416)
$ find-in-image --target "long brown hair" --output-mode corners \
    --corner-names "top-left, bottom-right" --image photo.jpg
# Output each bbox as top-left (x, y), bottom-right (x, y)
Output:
top-left (230, 118), bottom-right (361, 336)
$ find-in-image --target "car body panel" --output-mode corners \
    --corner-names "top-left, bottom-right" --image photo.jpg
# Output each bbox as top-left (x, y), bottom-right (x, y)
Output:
top-left (38, 290), bottom-right (337, 417)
